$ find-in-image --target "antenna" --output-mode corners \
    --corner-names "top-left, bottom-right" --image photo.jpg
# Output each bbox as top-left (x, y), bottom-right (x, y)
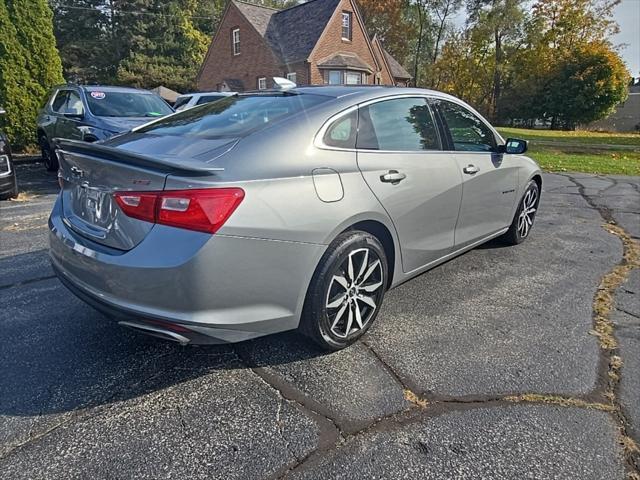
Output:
top-left (272, 77), bottom-right (297, 91)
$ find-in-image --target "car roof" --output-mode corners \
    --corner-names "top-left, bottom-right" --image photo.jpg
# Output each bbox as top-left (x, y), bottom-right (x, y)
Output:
top-left (287, 85), bottom-right (461, 103)
top-left (56, 85), bottom-right (157, 95)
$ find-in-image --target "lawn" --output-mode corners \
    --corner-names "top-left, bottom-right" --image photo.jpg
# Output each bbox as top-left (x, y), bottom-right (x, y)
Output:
top-left (496, 127), bottom-right (640, 175)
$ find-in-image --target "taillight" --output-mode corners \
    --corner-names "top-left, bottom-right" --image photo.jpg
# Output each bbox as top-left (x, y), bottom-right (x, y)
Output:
top-left (114, 188), bottom-right (244, 234)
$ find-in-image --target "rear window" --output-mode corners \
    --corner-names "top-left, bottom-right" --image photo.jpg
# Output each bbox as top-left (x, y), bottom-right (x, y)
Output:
top-left (136, 93), bottom-right (331, 139)
top-left (173, 96), bottom-right (193, 109)
top-left (86, 91), bottom-right (173, 118)
top-left (195, 95), bottom-right (226, 105)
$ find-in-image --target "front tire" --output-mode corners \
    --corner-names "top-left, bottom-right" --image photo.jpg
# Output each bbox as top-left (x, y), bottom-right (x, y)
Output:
top-left (299, 231), bottom-right (388, 351)
top-left (501, 180), bottom-right (540, 245)
top-left (40, 134), bottom-right (58, 171)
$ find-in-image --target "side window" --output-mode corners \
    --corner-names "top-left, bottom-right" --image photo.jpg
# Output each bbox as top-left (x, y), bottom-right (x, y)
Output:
top-left (51, 91), bottom-right (69, 113)
top-left (356, 98), bottom-right (441, 151)
top-left (435, 100), bottom-right (496, 152)
top-left (66, 91), bottom-right (84, 114)
top-left (323, 109), bottom-right (357, 149)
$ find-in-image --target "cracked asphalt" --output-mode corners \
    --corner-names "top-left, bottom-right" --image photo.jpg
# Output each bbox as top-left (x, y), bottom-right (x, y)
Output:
top-left (0, 161), bottom-right (638, 479)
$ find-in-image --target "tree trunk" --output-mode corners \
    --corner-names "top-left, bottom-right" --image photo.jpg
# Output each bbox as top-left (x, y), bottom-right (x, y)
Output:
top-left (491, 28), bottom-right (502, 122)
top-left (413, 3), bottom-right (425, 87)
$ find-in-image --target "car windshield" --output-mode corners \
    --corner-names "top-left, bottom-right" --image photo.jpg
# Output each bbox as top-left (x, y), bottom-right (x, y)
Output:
top-left (135, 93), bottom-right (331, 139)
top-left (86, 91), bottom-right (173, 118)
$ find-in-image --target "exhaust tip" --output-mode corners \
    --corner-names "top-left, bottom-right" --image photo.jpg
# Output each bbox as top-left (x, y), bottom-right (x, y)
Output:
top-left (118, 321), bottom-right (191, 346)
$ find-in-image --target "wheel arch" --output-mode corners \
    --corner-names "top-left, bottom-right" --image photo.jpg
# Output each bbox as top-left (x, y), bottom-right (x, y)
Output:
top-left (339, 219), bottom-right (397, 289)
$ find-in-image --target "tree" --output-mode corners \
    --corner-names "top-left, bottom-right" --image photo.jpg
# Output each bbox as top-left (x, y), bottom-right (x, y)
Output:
top-left (0, 0), bottom-right (38, 148)
top-left (466, 0), bottom-right (527, 121)
top-left (542, 42), bottom-right (629, 129)
top-left (7, 0), bottom-right (64, 93)
top-left (356, 0), bottom-right (413, 62)
top-left (0, 0), bottom-right (63, 148)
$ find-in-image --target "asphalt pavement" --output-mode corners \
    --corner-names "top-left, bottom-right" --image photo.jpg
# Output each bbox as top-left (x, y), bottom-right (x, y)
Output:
top-left (0, 160), bottom-right (638, 479)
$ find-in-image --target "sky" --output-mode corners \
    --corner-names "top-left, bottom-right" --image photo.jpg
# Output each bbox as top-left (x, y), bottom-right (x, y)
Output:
top-left (613, 0), bottom-right (640, 76)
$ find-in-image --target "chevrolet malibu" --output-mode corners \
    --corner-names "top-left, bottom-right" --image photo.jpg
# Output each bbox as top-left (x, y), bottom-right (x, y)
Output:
top-left (49, 86), bottom-right (541, 350)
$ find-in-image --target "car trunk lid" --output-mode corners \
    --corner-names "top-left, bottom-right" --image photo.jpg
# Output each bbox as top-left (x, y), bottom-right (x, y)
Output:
top-left (56, 139), bottom-right (227, 251)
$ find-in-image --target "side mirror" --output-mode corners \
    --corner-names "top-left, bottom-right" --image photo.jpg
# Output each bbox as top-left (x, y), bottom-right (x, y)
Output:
top-left (498, 138), bottom-right (527, 155)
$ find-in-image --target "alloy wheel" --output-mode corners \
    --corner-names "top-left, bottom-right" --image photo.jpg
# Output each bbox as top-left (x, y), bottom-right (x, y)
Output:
top-left (325, 247), bottom-right (384, 339)
top-left (517, 187), bottom-right (537, 238)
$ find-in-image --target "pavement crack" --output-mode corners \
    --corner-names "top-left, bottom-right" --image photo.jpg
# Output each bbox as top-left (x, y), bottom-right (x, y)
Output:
top-left (565, 173), bottom-right (640, 476)
top-left (361, 339), bottom-right (428, 409)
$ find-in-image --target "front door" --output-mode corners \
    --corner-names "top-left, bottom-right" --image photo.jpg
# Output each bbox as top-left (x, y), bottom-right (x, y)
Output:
top-left (432, 98), bottom-right (518, 248)
top-left (356, 97), bottom-right (463, 273)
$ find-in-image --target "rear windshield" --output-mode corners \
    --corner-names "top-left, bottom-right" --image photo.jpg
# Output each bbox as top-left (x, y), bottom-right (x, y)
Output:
top-left (86, 91), bottom-right (173, 118)
top-left (173, 96), bottom-right (193, 109)
top-left (136, 93), bottom-right (331, 139)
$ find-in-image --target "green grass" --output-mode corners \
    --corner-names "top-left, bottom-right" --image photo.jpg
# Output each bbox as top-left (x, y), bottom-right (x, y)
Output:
top-left (496, 127), bottom-right (640, 175)
top-left (497, 127), bottom-right (640, 146)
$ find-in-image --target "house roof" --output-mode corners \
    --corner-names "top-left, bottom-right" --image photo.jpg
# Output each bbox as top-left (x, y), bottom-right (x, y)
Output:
top-left (230, 0), bottom-right (410, 80)
top-left (234, 0), bottom-right (341, 64)
top-left (317, 52), bottom-right (373, 72)
top-left (223, 78), bottom-right (245, 91)
top-left (383, 49), bottom-right (412, 79)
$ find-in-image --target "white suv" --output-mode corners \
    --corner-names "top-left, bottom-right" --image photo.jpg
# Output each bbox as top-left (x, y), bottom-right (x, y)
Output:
top-left (173, 92), bottom-right (236, 111)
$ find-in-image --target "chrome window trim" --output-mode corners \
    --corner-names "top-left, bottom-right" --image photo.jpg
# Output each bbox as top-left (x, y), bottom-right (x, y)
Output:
top-left (314, 92), bottom-right (505, 154)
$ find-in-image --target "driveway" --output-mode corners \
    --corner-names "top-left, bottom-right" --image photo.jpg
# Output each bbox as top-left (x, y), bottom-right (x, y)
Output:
top-left (1, 162), bottom-right (638, 479)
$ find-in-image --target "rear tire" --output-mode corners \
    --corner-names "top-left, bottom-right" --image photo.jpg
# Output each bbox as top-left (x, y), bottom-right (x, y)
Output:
top-left (501, 180), bottom-right (539, 245)
top-left (299, 231), bottom-right (388, 351)
top-left (40, 134), bottom-right (58, 171)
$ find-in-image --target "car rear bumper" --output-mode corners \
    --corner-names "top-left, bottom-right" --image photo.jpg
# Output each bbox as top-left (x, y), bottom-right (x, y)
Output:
top-left (48, 195), bottom-right (325, 344)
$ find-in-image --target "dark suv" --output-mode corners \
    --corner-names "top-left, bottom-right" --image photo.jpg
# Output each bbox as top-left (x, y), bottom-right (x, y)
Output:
top-left (36, 85), bottom-right (173, 171)
top-left (0, 107), bottom-right (18, 200)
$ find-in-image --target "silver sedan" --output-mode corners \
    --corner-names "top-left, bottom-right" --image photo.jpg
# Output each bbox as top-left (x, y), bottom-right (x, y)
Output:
top-left (49, 85), bottom-right (541, 350)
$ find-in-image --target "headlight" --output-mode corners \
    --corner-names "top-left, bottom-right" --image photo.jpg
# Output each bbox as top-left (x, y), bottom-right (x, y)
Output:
top-left (0, 154), bottom-right (11, 177)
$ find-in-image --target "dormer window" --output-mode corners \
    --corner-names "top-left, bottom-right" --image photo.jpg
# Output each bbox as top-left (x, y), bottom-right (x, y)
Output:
top-left (232, 28), bottom-right (240, 55)
top-left (341, 12), bottom-right (351, 41)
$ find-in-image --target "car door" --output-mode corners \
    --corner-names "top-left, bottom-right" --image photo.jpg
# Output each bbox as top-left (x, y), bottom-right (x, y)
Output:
top-left (55, 89), bottom-right (85, 141)
top-left (356, 96), bottom-right (463, 273)
top-left (431, 98), bottom-right (518, 249)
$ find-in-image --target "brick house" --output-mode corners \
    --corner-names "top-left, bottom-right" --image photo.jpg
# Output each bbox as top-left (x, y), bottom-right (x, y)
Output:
top-left (196, 0), bottom-right (412, 92)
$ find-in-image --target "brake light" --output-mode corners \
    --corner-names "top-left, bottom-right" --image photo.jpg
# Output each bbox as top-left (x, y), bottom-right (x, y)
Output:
top-left (114, 188), bottom-right (244, 234)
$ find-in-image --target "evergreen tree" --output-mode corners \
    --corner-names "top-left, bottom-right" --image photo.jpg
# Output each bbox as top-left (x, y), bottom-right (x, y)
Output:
top-left (8, 0), bottom-right (64, 95)
top-left (0, 0), bottom-right (42, 148)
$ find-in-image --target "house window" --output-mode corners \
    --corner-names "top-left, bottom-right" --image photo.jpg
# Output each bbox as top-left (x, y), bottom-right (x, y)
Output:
top-left (341, 12), bottom-right (351, 40)
top-left (258, 77), bottom-right (267, 90)
top-left (345, 71), bottom-right (362, 85)
top-left (232, 28), bottom-right (240, 55)
top-left (328, 70), bottom-right (342, 85)
top-left (286, 72), bottom-right (297, 83)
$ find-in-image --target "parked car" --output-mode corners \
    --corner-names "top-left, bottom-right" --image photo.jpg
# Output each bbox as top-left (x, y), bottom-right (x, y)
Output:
top-left (173, 91), bottom-right (236, 111)
top-left (49, 85), bottom-right (540, 350)
top-left (0, 107), bottom-right (18, 200)
top-left (37, 85), bottom-right (174, 171)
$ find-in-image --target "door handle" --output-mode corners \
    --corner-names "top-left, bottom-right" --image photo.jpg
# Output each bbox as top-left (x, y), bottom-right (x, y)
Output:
top-left (463, 164), bottom-right (479, 175)
top-left (380, 170), bottom-right (406, 184)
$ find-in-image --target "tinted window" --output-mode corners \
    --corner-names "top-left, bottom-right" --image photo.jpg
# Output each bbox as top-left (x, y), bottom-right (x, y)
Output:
top-left (323, 109), bottom-right (357, 149)
top-left (435, 100), bottom-right (496, 152)
top-left (66, 91), bottom-right (83, 114)
top-left (86, 91), bottom-right (173, 118)
top-left (357, 98), bottom-right (441, 151)
top-left (195, 95), bottom-right (225, 105)
top-left (174, 96), bottom-right (192, 109)
top-left (136, 93), bottom-right (330, 139)
top-left (51, 91), bottom-right (69, 112)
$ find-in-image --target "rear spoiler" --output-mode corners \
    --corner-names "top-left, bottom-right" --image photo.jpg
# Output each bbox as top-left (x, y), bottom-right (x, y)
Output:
top-left (53, 139), bottom-right (226, 175)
